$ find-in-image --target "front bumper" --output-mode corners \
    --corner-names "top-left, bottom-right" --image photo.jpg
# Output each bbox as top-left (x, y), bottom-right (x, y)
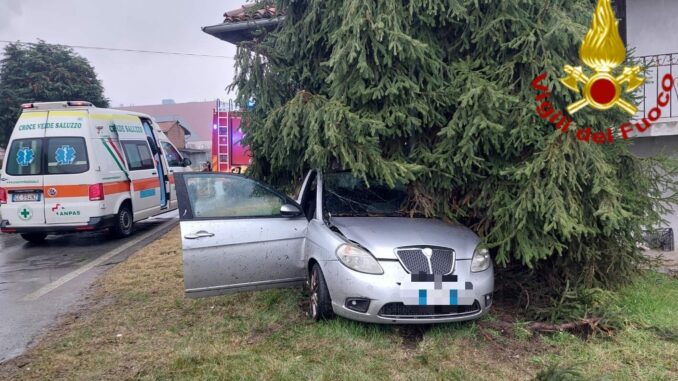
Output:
top-left (0, 215), bottom-right (118, 235)
top-left (321, 259), bottom-right (494, 324)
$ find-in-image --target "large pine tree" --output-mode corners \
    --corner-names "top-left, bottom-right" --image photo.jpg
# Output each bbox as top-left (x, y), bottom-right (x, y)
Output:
top-left (231, 0), bottom-right (677, 310)
top-left (0, 41), bottom-right (109, 146)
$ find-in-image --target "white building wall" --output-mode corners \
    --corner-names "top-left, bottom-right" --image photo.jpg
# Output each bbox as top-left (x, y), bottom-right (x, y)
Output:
top-left (630, 136), bottom-right (678, 245)
top-left (627, 0), bottom-right (678, 56)
top-left (626, 0), bottom-right (678, 137)
top-left (626, 1), bottom-right (678, 247)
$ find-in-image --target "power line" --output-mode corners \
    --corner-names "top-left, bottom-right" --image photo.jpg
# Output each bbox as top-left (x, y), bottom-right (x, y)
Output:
top-left (0, 40), bottom-right (235, 59)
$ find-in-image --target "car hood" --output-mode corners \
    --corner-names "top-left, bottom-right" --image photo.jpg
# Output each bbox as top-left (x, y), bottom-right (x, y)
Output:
top-left (330, 217), bottom-right (480, 260)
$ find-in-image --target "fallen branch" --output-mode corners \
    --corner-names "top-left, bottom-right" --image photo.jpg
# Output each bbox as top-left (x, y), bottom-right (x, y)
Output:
top-left (480, 317), bottom-right (605, 336)
top-left (529, 318), bottom-right (601, 333)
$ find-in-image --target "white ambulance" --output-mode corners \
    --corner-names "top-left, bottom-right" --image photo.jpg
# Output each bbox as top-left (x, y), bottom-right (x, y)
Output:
top-left (0, 101), bottom-right (191, 242)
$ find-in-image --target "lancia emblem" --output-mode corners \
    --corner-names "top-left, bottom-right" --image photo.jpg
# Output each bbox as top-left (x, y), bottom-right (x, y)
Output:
top-left (422, 248), bottom-right (433, 258)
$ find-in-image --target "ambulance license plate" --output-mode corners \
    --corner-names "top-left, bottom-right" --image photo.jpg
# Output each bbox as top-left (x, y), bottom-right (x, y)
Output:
top-left (12, 192), bottom-right (41, 202)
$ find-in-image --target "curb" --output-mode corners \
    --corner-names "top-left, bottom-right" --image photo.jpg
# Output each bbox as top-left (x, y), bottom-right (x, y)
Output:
top-left (103, 217), bottom-right (180, 266)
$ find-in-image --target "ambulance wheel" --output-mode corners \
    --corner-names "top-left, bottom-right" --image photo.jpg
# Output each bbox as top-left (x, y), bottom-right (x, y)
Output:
top-left (20, 233), bottom-right (47, 243)
top-left (112, 204), bottom-right (134, 238)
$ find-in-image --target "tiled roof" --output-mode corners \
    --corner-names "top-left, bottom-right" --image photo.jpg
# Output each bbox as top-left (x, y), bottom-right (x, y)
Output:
top-left (157, 121), bottom-right (180, 133)
top-left (223, 3), bottom-right (280, 24)
top-left (203, 3), bottom-right (284, 44)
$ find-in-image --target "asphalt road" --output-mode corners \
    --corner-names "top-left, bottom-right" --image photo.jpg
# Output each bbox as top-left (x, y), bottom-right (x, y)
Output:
top-left (0, 210), bottom-right (178, 362)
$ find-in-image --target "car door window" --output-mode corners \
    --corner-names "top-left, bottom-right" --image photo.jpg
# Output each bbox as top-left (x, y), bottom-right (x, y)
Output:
top-left (183, 174), bottom-right (286, 219)
top-left (300, 174), bottom-right (317, 221)
top-left (160, 141), bottom-right (182, 167)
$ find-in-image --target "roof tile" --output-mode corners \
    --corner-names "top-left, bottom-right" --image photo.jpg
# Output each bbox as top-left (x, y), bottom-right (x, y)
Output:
top-left (223, 3), bottom-right (280, 23)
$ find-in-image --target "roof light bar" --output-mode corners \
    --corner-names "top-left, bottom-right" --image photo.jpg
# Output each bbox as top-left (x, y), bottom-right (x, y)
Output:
top-left (67, 101), bottom-right (93, 107)
top-left (21, 103), bottom-right (34, 109)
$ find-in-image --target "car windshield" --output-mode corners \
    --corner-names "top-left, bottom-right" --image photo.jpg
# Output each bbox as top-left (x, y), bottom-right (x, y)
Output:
top-left (323, 172), bottom-right (408, 217)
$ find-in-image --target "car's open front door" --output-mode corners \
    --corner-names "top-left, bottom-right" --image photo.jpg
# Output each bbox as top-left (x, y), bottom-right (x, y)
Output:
top-left (174, 173), bottom-right (308, 298)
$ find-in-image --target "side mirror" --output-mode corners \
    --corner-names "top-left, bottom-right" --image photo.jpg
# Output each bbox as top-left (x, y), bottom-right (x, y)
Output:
top-left (280, 203), bottom-right (302, 218)
top-left (182, 157), bottom-right (192, 167)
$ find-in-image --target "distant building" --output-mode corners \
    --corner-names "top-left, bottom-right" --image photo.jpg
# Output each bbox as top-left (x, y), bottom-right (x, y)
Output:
top-left (157, 120), bottom-right (190, 149)
top-left (120, 101), bottom-right (214, 147)
top-left (121, 101), bottom-right (215, 169)
top-left (156, 119), bottom-right (209, 169)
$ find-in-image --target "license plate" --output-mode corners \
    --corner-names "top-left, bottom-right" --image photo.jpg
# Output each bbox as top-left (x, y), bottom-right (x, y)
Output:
top-left (401, 288), bottom-right (459, 306)
top-left (400, 275), bottom-right (475, 306)
top-left (12, 192), bottom-right (41, 202)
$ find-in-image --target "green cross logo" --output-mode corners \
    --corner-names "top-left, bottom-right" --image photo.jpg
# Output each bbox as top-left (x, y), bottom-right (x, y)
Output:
top-left (18, 207), bottom-right (32, 220)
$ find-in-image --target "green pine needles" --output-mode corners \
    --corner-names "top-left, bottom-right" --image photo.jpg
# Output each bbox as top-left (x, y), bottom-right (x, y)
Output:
top-left (0, 41), bottom-right (109, 145)
top-left (231, 1), bottom-right (678, 301)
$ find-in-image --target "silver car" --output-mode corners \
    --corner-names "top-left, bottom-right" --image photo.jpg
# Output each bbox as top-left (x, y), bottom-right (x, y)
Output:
top-left (174, 170), bottom-right (494, 324)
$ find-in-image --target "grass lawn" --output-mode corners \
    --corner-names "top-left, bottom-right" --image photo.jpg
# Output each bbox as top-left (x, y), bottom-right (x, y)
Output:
top-left (1, 227), bottom-right (676, 381)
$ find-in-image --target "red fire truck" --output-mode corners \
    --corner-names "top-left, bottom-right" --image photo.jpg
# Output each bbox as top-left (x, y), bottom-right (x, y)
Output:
top-left (211, 99), bottom-right (251, 173)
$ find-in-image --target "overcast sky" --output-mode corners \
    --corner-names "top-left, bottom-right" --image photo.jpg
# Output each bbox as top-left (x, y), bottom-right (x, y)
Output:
top-left (0, 0), bottom-right (246, 106)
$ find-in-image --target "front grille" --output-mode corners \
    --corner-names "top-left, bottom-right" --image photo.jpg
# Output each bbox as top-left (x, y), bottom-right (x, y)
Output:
top-left (397, 249), bottom-right (430, 274)
top-left (395, 247), bottom-right (455, 275)
top-left (378, 301), bottom-right (481, 319)
top-left (431, 249), bottom-right (453, 274)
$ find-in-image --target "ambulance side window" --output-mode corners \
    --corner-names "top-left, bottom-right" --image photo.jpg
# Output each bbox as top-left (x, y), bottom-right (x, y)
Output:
top-left (122, 141), bottom-right (155, 171)
top-left (160, 141), bottom-right (182, 167)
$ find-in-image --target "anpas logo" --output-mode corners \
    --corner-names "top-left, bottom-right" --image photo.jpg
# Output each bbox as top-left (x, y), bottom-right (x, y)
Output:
top-left (532, 0), bottom-right (674, 144)
top-left (52, 204), bottom-right (81, 216)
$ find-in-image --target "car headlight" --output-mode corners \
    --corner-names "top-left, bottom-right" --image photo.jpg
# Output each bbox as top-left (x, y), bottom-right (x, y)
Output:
top-left (471, 246), bottom-right (491, 272)
top-left (335, 243), bottom-right (384, 275)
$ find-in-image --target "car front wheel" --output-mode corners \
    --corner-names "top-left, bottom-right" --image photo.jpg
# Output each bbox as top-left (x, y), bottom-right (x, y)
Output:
top-left (309, 263), bottom-right (334, 321)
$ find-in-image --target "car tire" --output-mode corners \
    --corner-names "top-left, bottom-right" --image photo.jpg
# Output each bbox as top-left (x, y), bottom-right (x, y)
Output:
top-left (112, 204), bottom-right (134, 238)
top-left (309, 263), bottom-right (334, 321)
top-left (20, 233), bottom-right (47, 243)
